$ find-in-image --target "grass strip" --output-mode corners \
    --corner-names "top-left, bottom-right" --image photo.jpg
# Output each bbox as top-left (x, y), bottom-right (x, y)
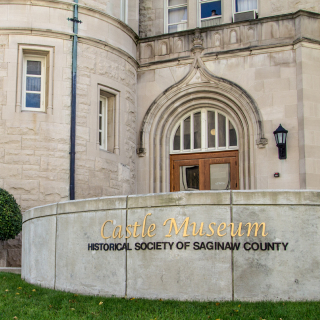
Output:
top-left (1, 272), bottom-right (320, 320)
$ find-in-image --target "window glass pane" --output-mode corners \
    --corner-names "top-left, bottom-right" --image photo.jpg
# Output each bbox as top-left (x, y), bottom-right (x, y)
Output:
top-left (168, 7), bottom-right (187, 24)
top-left (210, 163), bottom-right (230, 190)
top-left (168, 23), bottom-right (187, 33)
top-left (218, 113), bottom-right (226, 147)
top-left (183, 116), bottom-right (190, 150)
top-left (27, 61), bottom-right (41, 75)
top-left (173, 125), bottom-right (181, 150)
top-left (26, 93), bottom-right (41, 108)
top-left (278, 133), bottom-right (283, 144)
top-left (99, 132), bottom-right (102, 146)
top-left (207, 111), bottom-right (215, 148)
top-left (236, 0), bottom-right (257, 12)
top-left (180, 166), bottom-right (199, 191)
top-left (229, 121), bottom-right (237, 147)
top-left (99, 115), bottom-right (102, 130)
top-left (193, 112), bottom-right (201, 149)
top-left (201, 1), bottom-right (221, 18)
top-left (26, 77), bottom-right (41, 92)
top-left (169, 0), bottom-right (187, 6)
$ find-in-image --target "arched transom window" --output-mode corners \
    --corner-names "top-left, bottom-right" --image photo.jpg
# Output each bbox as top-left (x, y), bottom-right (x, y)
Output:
top-left (171, 108), bottom-right (238, 153)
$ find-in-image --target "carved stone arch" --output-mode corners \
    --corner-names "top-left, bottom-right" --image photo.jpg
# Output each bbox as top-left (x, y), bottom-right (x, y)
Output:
top-left (230, 29), bottom-right (238, 44)
top-left (159, 41), bottom-right (168, 55)
top-left (174, 38), bottom-right (184, 53)
top-left (138, 57), bottom-right (267, 193)
top-left (247, 27), bottom-right (256, 41)
top-left (213, 32), bottom-right (222, 47)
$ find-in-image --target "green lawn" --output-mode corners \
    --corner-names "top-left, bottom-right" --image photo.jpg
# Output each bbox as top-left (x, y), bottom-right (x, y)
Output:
top-left (1, 272), bottom-right (320, 320)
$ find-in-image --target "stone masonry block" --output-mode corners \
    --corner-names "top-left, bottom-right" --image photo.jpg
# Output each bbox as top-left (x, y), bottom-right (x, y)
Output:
top-left (0, 136), bottom-right (21, 149)
top-left (255, 66), bottom-right (281, 80)
top-left (4, 180), bottom-right (39, 195)
top-left (7, 249), bottom-right (21, 267)
top-left (40, 157), bottom-right (69, 173)
top-left (271, 50), bottom-right (295, 66)
top-left (3, 234), bottom-right (22, 250)
top-left (22, 137), bottom-right (58, 151)
top-left (273, 90), bottom-right (298, 106)
top-left (0, 250), bottom-right (7, 267)
top-left (0, 164), bottom-right (22, 179)
top-left (40, 180), bottom-right (69, 198)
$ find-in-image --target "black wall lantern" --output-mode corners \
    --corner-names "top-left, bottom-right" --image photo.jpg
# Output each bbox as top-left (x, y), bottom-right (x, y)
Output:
top-left (273, 124), bottom-right (288, 159)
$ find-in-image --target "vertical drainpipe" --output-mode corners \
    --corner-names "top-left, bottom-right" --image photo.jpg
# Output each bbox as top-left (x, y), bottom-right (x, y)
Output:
top-left (69, 0), bottom-right (79, 200)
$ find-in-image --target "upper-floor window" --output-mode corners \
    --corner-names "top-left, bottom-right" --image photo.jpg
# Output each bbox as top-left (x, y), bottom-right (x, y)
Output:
top-left (171, 108), bottom-right (238, 154)
top-left (198, 0), bottom-right (222, 28)
top-left (166, 0), bottom-right (188, 33)
top-left (235, 0), bottom-right (257, 12)
top-left (99, 91), bottom-right (115, 153)
top-left (22, 55), bottom-right (46, 111)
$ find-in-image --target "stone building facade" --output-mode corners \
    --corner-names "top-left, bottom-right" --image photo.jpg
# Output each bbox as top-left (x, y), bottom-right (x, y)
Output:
top-left (1, 0), bottom-right (320, 266)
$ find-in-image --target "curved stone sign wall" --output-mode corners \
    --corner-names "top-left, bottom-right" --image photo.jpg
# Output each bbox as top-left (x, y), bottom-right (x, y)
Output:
top-left (22, 191), bottom-right (320, 301)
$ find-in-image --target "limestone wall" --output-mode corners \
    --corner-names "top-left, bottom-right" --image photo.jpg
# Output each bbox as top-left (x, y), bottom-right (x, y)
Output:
top-left (75, 42), bottom-right (137, 199)
top-left (139, 0), bottom-right (320, 37)
top-left (0, 0), bottom-right (138, 211)
top-left (0, 34), bottom-right (72, 212)
top-left (0, 0), bottom-right (138, 266)
top-left (259, 0), bottom-right (320, 18)
top-left (136, 11), bottom-right (320, 193)
top-left (22, 191), bottom-right (320, 301)
top-left (0, 234), bottom-right (21, 267)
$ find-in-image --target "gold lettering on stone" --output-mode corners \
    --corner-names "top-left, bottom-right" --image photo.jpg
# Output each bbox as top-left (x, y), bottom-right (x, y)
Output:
top-left (206, 222), bottom-right (216, 237)
top-left (112, 225), bottom-right (123, 239)
top-left (190, 222), bottom-right (205, 236)
top-left (101, 220), bottom-right (113, 239)
top-left (245, 222), bottom-right (268, 237)
top-left (217, 223), bottom-right (227, 237)
top-left (228, 222), bottom-right (244, 237)
top-left (163, 217), bottom-right (190, 238)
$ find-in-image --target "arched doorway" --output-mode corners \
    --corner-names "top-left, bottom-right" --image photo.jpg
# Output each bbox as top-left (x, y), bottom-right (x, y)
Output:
top-left (137, 56), bottom-right (267, 193)
top-left (170, 108), bottom-right (239, 191)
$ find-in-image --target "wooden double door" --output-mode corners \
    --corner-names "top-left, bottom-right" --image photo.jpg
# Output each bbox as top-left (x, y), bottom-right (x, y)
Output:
top-left (170, 151), bottom-right (239, 192)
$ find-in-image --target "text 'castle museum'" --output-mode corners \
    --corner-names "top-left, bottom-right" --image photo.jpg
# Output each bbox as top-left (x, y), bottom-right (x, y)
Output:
top-left (1, 0), bottom-right (320, 265)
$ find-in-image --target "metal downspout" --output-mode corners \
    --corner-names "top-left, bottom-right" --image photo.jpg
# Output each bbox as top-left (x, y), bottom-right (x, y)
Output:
top-left (69, 0), bottom-right (79, 200)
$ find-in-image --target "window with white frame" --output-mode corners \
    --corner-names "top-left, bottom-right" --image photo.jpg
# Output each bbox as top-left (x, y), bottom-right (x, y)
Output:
top-left (120, 0), bottom-right (128, 23)
top-left (166, 0), bottom-right (188, 33)
top-left (234, 0), bottom-right (257, 12)
top-left (22, 55), bottom-right (46, 111)
top-left (99, 91), bottom-right (115, 152)
top-left (171, 108), bottom-right (238, 153)
top-left (198, 0), bottom-right (222, 28)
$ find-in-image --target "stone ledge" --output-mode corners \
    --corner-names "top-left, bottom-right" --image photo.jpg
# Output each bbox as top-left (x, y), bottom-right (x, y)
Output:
top-left (0, 267), bottom-right (21, 274)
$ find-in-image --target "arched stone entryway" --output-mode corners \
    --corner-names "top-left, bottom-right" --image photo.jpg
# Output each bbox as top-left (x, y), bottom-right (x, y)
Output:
top-left (138, 55), bottom-right (267, 193)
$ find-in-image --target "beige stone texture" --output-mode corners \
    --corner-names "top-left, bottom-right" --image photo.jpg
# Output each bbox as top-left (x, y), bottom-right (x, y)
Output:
top-left (127, 205), bottom-right (232, 301)
top-left (22, 214), bottom-right (57, 288)
top-left (259, 0), bottom-right (320, 18)
top-left (0, 1), bottom-right (138, 214)
top-left (22, 191), bottom-right (320, 301)
top-left (296, 45), bottom-right (320, 189)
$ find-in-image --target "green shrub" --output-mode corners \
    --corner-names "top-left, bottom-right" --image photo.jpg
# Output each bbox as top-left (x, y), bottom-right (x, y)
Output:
top-left (0, 188), bottom-right (22, 241)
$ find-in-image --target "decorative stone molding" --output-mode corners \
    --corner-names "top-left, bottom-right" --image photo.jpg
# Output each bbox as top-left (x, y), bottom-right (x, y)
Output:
top-left (138, 10), bottom-right (320, 65)
top-left (256, 138), bottom-right (269, 149)
top-left (191, 29), bottom-right (204, 54)
top-left (138, 51), bottom-right (268, 192)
